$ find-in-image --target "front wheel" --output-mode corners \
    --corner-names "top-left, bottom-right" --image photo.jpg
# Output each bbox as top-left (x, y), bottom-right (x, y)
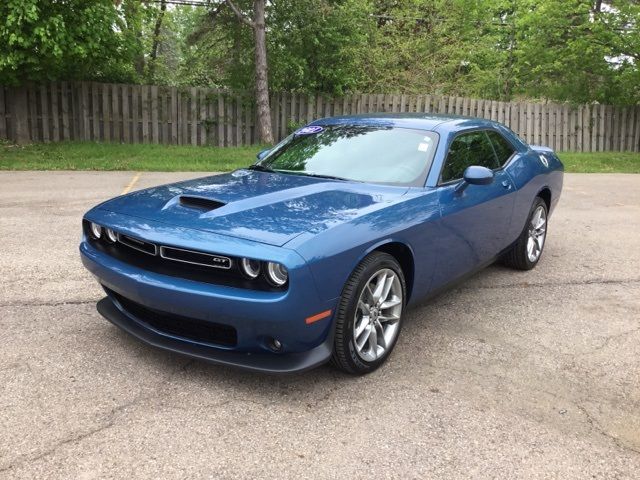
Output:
top-left (331, 252), bottom-right (406, 374)
top-left (503, 197), bottom-right (548, 270)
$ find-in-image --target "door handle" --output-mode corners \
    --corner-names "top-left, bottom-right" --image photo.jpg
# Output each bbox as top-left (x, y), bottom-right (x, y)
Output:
top-left (501, 180), bottom-right (512, 190)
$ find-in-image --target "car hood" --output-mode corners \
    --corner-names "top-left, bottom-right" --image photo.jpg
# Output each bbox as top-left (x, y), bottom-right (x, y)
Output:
top-left (97, 170), bottom-right (409, 246)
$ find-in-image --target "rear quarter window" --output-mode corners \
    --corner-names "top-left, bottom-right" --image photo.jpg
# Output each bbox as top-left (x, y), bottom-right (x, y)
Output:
top-left (487, 130), bottom-right (516, 166)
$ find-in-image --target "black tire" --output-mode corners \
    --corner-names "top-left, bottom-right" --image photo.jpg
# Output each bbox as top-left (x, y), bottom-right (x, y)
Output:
top-left (331, 251), bottom-right (406, 375)
top-left (502, 197), bottom-right (548, 270)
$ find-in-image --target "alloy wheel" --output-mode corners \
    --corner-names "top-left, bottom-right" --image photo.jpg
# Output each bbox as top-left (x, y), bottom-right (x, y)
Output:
top-left (352, 268), bottom-right (403, 362)
top-left (527, 205), bottom-right (547, 263)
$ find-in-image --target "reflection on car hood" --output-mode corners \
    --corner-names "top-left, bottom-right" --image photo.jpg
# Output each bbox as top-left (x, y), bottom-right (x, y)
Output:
top-left (97, 170), bottom-right (409, 246)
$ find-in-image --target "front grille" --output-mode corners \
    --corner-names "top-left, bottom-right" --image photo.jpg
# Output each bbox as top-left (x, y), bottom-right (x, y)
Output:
top-left (83, 220), bottom-right (282, 291)
top-left (110, 290), bottom-right (238, 347)
top-left (160, 246), bottom-right (232, 269)
top-left (118, 234), bottom-right (157, 255)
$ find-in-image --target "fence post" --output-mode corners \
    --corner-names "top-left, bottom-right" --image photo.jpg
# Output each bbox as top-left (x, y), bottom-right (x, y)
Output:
top-left (0, 86), bottom-right (6, 140)
top-left (8, 86), bottom-right (30, 144)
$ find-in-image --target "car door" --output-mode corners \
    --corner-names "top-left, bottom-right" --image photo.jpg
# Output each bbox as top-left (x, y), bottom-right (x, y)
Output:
top-left (431, 130), bottom-right (516, 288)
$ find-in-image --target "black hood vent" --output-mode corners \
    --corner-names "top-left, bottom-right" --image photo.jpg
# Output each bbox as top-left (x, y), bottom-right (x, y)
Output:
top-left (179, 196), bottom-right (226, 211)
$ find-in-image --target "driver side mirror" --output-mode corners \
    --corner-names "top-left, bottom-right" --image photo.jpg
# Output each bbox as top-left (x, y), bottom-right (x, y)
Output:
top-left (256, 148), bottom-right (270, 160)
top-left (455, 165), bottom-right (494, 193)
top-left (463, 165), bottom-right (494, 185)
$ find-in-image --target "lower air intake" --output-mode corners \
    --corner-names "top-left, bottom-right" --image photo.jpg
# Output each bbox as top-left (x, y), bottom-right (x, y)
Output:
top-left (109, 290), bottom-right (238, 347)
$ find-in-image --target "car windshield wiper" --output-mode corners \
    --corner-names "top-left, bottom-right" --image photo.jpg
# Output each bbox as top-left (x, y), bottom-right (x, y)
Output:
top-left (248, 166), bottom-right (352, 182)
top-left (247, 164), bottom-right (275, 173)
top-left (292, 172), bottom-right (352, 182)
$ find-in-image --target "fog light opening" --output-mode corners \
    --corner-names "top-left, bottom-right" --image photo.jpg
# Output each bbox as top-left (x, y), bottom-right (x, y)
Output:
top-left (268, 337), bottom-right (282, 352)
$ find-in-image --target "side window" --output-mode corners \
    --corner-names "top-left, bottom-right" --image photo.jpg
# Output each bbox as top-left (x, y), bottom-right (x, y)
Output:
top-left (486, 130), bottom-right (516, 167)
top-left (440, 131), bottom-right (499, 183)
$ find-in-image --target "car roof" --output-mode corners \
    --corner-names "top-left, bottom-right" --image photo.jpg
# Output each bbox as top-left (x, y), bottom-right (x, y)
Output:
top-left (312, 113), bottom-right (500, 132)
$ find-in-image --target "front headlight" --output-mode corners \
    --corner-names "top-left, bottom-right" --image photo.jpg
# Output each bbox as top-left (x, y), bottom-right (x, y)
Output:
top-left (90, 222), bottom-right (102, 239)
top-left (240, 257), bottom-right (261, 279)
top-left (105, 228), bottom-right (117, 243)
top-left (265, 261), bottom-right (288, 286)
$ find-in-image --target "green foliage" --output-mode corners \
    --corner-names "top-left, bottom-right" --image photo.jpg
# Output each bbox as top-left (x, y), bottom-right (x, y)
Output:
top-left (267, 0), bottom-right (371, 95)
top-left (0, 0), bottom-right (134, 85)
top-left (1, 0), bottom-right (639, 106)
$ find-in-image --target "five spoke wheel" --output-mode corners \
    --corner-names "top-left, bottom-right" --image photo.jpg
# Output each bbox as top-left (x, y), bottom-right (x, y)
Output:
top-left (352, 269), bottom-right (402, 362)
top-left (331, 251), bottom-right (406, 374)
top-left (502, 196), bottom-right (549, 270)
top-left (526, 205), bottom-right (547, 263)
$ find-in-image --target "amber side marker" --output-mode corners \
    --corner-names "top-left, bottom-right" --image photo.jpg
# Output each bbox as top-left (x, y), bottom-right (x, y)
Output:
top-left (305, 309), bottom-right (332, 325)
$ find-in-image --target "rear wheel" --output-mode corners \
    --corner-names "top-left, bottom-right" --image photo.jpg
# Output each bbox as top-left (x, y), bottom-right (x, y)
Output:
top-left (503, 197), bottom-right (548, 270)
top-left (331, 252), bottom-right (406, 374)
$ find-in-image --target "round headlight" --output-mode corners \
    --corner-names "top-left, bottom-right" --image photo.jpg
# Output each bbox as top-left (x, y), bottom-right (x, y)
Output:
top-left (240, 258), bottom-right (261, 279)
top-left (105, 228), bottom-right (117, 243)
top-left (90, 222), bottom-right (102, 239)
top-left (266, 262), bottom-right (288, 286)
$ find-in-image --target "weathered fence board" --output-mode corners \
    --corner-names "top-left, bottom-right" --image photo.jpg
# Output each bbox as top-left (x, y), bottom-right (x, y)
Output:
top-left (0, 86), bottom-right (6, 140)
top-left (1, 82), bottom-right (639, 151)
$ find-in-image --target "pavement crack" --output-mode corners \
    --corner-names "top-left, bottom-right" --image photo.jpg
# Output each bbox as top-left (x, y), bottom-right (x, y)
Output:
top-left (576, 325), bottom-right (640, 356)
top-left (0, 416), bottom-right (118, 474)
top-left (0, 358), bottom-right (195, 473)
top-left (576, 404), bottom-right (640, 456)
top-left (0, 299), bottom-right (97, 308)
top-left (459, 277), bottom-right (640, 291)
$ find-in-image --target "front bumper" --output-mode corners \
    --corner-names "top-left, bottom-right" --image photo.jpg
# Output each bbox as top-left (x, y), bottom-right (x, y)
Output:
top-left (80, 229), bottom-right (337, 373)
top-left (97, 296), bottom-right (333, 373)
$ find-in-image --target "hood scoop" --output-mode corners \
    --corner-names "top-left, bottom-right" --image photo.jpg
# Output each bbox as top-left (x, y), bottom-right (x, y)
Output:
top-left (179, 196), bottom-right (226, 211)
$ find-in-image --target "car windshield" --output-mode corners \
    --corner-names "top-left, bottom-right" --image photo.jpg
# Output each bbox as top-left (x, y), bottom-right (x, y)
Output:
top-left (256, 125), bottom-right (438, 186)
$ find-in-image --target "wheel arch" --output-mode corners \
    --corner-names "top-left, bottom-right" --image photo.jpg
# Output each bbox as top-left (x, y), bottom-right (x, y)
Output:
top-left (370, 241), bottom-right (416, 303)
top-left (537, 187), bottom-right (551, 212)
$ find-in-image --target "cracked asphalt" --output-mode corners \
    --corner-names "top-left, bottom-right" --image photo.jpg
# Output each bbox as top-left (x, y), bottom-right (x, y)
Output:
top-left (1, 171), bottom-right (639, 479)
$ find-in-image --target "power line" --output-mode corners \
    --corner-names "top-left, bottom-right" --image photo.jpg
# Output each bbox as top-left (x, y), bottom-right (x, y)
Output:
top-left (143, 0), bottom-right (212, 6)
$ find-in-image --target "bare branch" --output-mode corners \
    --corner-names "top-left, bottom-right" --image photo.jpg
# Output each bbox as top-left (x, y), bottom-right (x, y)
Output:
top-left (225, 0), bottom-right (255, 28)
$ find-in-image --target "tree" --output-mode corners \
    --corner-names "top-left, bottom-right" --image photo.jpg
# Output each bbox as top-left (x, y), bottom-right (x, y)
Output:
top-left (149, 0), bottom-right (168, 81)
top-left (225, 0), bottom-right (273, 143)
top-left (267, 0), bottom-right (371, 95)
top-left (0, 0), bottom-right (139, 85)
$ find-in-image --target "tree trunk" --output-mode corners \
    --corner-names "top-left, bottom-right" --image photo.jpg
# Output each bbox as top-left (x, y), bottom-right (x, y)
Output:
top-left (149, 0), bottom-right (167, 81)
top-left (253, 0), bottom-right (273, 144)
top-left (593, 0), bottom-right (602, 13)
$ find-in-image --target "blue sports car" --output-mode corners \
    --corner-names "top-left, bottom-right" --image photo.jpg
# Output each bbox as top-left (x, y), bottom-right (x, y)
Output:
top-left (80, 114), bottom-right (563, 374)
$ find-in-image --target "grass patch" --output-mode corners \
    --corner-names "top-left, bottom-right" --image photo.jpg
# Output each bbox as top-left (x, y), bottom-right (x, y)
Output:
top-left (557, 152), bottom-right (640, 173)
top-left (0, 142), bottom-right (262, 172)
top-left (1, 141), bottom-right (638, 173)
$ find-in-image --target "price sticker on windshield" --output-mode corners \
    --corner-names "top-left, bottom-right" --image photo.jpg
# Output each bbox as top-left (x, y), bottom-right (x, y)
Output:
top-left (296, 126), bottom-right (324, 135)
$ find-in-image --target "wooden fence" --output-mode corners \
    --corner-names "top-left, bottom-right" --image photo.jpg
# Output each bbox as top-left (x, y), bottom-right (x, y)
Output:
top-left (1, 81), bottom-right (639, 151)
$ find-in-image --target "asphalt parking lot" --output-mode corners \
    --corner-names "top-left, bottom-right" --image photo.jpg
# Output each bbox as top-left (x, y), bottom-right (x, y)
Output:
top-left (1, 171), bottom-right (639, 479)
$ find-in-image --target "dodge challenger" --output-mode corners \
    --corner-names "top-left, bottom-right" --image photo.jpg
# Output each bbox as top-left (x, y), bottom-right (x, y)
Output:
top-left (80, 114), bottom-right (563, 374)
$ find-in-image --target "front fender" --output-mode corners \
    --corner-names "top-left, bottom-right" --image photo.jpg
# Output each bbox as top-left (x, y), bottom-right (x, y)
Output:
top-left (291, 189), bottom-right (441, 305)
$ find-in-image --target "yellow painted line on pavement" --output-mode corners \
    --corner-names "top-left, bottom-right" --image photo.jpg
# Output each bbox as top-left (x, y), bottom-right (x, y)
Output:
top-left (121, 172), bottom-right (142, 194)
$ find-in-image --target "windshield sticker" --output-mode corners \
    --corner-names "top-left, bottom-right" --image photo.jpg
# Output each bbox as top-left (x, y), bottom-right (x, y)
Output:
top-left (417, 142), bottom-right (429, 152)
top-left (296, 125), bottom-right (324, 135)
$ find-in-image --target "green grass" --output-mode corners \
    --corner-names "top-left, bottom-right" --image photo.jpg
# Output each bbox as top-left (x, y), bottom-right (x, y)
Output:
top-left (0, 141), bottom-right (638, 173)
top-left (0, 142), bottom-right (262, 172)
top-left (557, 152), bottom-right (640, 173)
